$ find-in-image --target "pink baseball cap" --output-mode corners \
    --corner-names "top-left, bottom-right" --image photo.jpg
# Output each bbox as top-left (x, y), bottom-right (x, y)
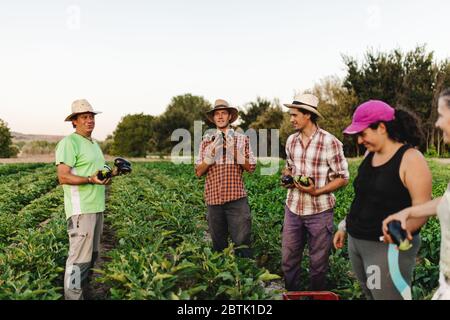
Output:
top-left (343, 100), bottom-right (395, 135)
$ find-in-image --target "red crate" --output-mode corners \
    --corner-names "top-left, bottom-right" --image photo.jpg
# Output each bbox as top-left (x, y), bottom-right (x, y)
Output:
top-left (282, 291), bottom-right (340, 300)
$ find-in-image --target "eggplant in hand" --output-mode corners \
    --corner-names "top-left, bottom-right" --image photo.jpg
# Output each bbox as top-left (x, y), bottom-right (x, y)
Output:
top-left (387, 220), bottom-right (412, 251)
top-left (114, 157), bottom-right (132, 175)
top-left (281, 175), bottom-right (294, 186)
top-left (97, 165), bottom-right (113, 180)
top-left (294, 175), bottom-right (314, 187)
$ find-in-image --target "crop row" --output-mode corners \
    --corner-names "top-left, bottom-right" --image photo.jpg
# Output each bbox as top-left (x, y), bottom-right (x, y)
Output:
top-left (0, 159), bottom-right (445, 300)
top-left (0, 198), bottom-right (67, 299)
top-left (0, 187), bottom-right (65, 246)
top-left (0, 167), bottom-right (59, 217)
top-left (96, 163), bottom-right (281, 300)
top-left (0, 163), bottom-right (49, 176)
top-left (0, 164), bottom-right (54, 185)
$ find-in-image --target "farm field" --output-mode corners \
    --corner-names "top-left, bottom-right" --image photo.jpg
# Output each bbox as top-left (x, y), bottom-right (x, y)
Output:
top-left (0, 160), bottom-right (446, 300)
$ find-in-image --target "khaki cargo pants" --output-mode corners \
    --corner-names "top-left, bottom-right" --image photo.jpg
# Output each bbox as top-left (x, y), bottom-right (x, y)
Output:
top-left (64, 212), bottom-right (103, 300)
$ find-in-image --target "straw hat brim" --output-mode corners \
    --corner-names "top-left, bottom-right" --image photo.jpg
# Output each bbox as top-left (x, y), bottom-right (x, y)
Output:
top-left (65, 111), bottom-right (102, 122)
top-left (206, 107), bottom-right (239, 124)
top-left (283, 104), bottom-right (323, 118)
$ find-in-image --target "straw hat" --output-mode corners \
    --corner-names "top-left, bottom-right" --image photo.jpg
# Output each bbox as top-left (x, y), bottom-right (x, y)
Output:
top-left (65, 99), bottom-right (102, 121)
top-left (206, 99), bottom-right (239, 124)
top-left (283, 93), bottom-right (323, 118)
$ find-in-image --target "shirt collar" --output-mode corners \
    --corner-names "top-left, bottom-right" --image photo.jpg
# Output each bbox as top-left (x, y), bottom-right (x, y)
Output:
top-left (296, 126), bottom-right (320, 141)
top-left (216, 128), bottom-right (234, 135)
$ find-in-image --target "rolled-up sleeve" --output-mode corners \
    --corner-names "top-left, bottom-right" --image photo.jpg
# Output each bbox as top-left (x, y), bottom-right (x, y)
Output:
top-left (195, 140), bottom-right (207, 169)
top-left (327, 138), bottom-right (349, 181)
top-left (245, 136), bottom-right (257, 173)
top-left (285, 135), bottom-right (294, 170)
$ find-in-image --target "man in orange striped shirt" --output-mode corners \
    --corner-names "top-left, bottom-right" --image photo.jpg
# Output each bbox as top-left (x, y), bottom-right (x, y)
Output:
top-left (195, 99), bottom-right (256, 258)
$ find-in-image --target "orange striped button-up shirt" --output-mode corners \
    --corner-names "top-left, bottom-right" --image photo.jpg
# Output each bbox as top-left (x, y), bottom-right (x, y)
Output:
top-left (196, 130), bottom-right (256, 206)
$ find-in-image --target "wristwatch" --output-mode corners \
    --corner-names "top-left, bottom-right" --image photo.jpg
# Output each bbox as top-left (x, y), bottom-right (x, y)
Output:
top-left (87, 176), bottom-right (92, 184)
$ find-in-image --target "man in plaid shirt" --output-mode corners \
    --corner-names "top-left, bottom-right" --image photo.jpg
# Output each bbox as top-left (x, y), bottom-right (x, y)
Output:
top-left (195, 99), bottom-right (256, 258)
top-left (281, 93), bottom-right (349, 291)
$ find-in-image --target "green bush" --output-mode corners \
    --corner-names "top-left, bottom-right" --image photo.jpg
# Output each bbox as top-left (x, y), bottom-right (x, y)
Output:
top-left (0, 119), bottom-right (17, 158)
top-left (425, 146), bottom-right (439, 158)
top-left (20, 141), bottom-right (57, 155)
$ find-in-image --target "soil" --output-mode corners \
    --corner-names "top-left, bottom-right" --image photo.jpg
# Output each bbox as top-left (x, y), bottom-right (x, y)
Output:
top-left (434, 158), bottom-right (450, 165)
top-left (84, 185), bottom-right (118, 299)
top-left (0, 155), bottom-right (55, 164)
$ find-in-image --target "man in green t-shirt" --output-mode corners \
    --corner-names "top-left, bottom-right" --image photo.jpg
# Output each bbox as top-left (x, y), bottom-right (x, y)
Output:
top-left (55, 99), bottom-right (111, 300)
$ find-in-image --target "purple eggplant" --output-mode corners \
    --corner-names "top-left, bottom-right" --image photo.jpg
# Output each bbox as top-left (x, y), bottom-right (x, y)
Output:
top-left (281, 175), bottom-right (294, 186)
top-left (97, 165), bottom-right (112, 180)
top-left (387, 220), bottom-right (412, 251)
top-left (114, 157), bottom-right (132, 175)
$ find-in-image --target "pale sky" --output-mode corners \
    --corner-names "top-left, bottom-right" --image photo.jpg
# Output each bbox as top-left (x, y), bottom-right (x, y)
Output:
top-left (0, 0), bottom-right (449, 140)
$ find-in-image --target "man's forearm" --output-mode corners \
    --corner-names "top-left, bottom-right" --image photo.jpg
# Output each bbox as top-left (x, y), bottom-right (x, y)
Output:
top-left (240, 162), bottom-right (253, 172)
top-left (235, 151), bottom-right (255, 173)
top-left (315, 178), bottom-right (348, 196)
top-left (195, 162), bottom-right (211, 177)
top-left (238, 157), bottom-right (254, 172)
top-left (58, 173), bottom-right (90, 185)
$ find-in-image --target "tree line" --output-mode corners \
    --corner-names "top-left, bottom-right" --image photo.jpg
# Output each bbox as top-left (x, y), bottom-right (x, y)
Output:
top-left (105, 46), bottom-right (450, 158)
top-left (1, 46), bottom-right (449, 159)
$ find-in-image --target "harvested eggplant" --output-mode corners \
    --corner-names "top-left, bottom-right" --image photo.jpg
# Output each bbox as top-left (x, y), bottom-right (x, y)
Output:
top-left (294, 175), bottom-right (313, 187)
top-left (114, 157), bottom-right (132, 175)
top-left (97, 165), bottom-right (112, 180)
top-left (387, 220), bottom-right (412, 251)
top-left (281, 175), bottom-right (294, 185)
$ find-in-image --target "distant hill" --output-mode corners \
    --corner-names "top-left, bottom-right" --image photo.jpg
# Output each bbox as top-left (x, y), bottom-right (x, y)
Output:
top-left (12, 132), bottom-right (65, 143)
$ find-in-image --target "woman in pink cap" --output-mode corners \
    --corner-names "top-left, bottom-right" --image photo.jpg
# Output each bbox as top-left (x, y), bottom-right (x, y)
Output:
top-left (382, 89), bottom-right (450, 300)
top-left (333, 100), bottom-right (432, 300)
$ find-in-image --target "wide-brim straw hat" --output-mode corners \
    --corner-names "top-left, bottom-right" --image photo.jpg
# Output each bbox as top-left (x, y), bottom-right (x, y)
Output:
top-left (206, 99), bottom-right (239, 124)
top-left (283, 93), bottom-right (323, 118)
top-left (65, 99), bottom-right (102, 121)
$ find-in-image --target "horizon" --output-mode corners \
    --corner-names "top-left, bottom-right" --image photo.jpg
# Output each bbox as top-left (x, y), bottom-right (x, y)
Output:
top-left (1, 0), bottom-right (449, 140)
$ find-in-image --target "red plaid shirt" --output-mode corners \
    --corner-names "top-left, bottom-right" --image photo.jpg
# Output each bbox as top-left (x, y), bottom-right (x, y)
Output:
top-left (196, 131), bottom-right (256, 205)
top-left (285, 127), bottom-right (349, 216)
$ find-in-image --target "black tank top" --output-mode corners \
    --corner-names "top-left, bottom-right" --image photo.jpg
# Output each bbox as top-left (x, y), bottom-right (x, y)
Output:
top-left (347, 144), bottom-right (416, 241)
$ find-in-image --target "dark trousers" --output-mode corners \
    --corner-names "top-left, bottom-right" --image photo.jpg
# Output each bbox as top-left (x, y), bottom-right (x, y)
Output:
top-left (281, 206), bottom-right (334, 291)
top-left (207, 197), bottom-right (253, 258)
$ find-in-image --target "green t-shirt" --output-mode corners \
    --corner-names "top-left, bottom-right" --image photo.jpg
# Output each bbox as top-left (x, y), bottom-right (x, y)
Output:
top-left (55, 133), bottom-right (106, 219)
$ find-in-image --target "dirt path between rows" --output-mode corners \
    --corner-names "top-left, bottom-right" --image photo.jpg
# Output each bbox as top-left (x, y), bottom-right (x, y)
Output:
top-left (84, 186), bottom-right (117, 300)
top-left (85, 220), bottom-right (116, 300)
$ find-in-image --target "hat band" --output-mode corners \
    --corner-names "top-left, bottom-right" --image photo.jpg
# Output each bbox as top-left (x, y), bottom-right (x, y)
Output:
top-left (214, 105), bottom-right (230, 109)
top-left (292, 101), bottom-right (317, 109)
